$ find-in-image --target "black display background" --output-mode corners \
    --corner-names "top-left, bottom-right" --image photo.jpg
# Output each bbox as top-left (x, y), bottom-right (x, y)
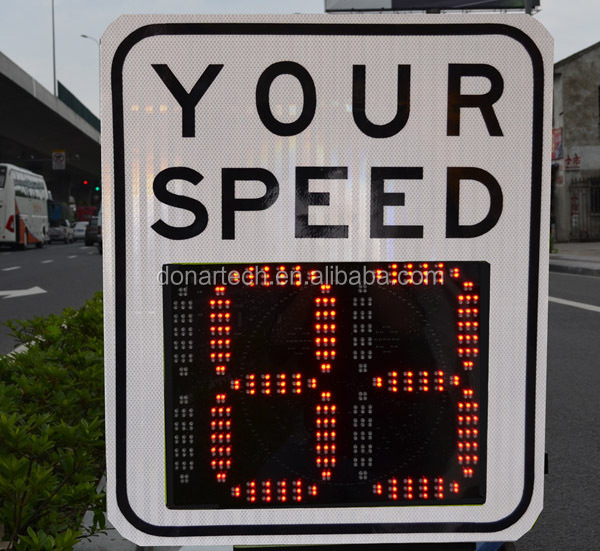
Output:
top-left (164, 262), bottom-right (488, 509)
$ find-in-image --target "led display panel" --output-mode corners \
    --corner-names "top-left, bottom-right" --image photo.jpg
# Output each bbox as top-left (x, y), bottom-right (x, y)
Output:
top-left (164, 262), bottom-right (489, 509)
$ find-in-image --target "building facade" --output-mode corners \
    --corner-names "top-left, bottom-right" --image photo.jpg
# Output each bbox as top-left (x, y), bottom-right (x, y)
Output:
top-left (553, 42), bottom-right (600, 242)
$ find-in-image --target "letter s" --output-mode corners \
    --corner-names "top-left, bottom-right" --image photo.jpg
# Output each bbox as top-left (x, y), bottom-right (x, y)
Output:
top-left (151, 167), bottom-right (208, 240)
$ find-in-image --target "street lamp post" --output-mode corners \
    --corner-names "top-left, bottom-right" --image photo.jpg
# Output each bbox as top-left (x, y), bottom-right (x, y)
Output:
top-left (80, 34), bottom-right (100, 118)
top-left (51, 0), bottom-right (56, 95)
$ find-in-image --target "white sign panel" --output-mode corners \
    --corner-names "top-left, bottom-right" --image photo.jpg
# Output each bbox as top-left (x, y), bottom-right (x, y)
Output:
top-left (102, 14), bottom-right (552, 547)
top-left (52, 150), bottom-right (66, 170)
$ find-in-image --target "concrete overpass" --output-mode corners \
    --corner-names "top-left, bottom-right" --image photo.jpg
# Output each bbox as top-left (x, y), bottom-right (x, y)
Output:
top-left (0, 51), bottom-right (100, 207)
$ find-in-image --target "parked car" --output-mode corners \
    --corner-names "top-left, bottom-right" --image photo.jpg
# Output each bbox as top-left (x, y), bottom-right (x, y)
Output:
top-left (85, 216), bottom-right (98, 246)
top-left (48, 219), bottom-right (74, 243)
top-left (73, 220), bottom-right (89, 241)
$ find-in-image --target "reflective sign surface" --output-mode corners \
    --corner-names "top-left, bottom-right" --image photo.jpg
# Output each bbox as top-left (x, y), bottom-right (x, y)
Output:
top-left (102, 14), bottom-right (551, 545)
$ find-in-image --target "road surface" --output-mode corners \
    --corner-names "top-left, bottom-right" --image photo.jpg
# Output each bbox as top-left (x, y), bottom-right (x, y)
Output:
top-left (517, 271), bottom-right (600, 550)
top-left (0, 241), bottom-right (102, 354)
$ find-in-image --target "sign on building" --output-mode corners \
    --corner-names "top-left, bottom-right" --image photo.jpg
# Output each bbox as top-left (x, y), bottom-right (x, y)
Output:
top-left (102, 14), bottom-right (552, 547)
top-left (324, 0), bottom-right (541, 11)
top-left (52, 150), bottom-right (66, 170)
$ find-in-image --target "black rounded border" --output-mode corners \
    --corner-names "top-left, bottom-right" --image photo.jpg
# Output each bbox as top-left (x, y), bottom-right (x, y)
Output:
top-left (111, 21), bottom-right (545, 538)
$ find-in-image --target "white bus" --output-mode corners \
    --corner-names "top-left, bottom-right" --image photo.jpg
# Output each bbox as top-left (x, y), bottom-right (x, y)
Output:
top-left (0, 164), bottom-right (50, 248)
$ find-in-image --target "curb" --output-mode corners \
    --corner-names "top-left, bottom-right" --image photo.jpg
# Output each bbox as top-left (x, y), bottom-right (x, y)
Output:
top-left (549, 262), bottom-right (600, 277)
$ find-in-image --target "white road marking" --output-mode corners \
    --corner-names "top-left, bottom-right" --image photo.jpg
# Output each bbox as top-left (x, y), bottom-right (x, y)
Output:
top-left (68, 255), bottom-right (78, 259)
top-left (549, 296), bottom-right (600, 313)
top-left (88, 251), bottom-right (94, 255)
top-left (0, 286), bottom-right (47, 299)
top-left (80, 246), bottom-right (90, 249)
top-left (1, 252), bottom-right (11, 255)
top-left (2, 266), bottom-right (21, 272)
top-left (41, 259), bottom-right (54, 264)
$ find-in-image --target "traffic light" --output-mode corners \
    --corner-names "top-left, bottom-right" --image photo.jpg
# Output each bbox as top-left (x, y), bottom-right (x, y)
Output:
top-left (95, 185), bottom-right (100, 191)
top-left (83, 179), bottom-right (89, 185)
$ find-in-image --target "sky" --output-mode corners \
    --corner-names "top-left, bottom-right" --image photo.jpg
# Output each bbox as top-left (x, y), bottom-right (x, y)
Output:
top-left (0, 0), bottom-right (598, 119)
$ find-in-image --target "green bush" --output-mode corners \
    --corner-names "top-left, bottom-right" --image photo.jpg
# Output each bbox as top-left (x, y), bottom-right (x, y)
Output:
top-left (0, 294), bottom-right (105, 550)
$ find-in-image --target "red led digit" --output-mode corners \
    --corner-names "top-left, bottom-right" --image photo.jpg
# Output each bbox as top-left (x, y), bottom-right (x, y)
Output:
top-left (261, 374), bottom-right (272, 395)
top-left (293, 479), bottom-right (303, 502)
top-left (278, 479), bottom-right (287, 502)
top-left (386, 371), bottom-right (398, 392)
top-left (435, 477), bottom-right (444, 499)
top-left (210, 394), bottom-right (232, 483)
top-left (435, 371), bottom-right (445, 392)
top-left (277, 373), bottom-right (287, 394)
top-left (403, 477), bottom-right (413, 500)
top-left (247, 481), bottom-right (257, 502)
top-left (419, 477), bottom-right (429, 500)
top-left (245, 374), bottom-right (256, 395)
top-left (388, 478), bottom-right (398, 500)
top-left (453, 270), bottom-right (483, 491)
top-left (419, 371), bottom-right (430, 392)
top-left (292, 373), bottom-right (302, 394)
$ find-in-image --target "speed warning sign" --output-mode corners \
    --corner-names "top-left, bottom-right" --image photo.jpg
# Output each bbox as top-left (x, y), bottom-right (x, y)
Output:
top-left (102, 14), bottom-right (552, 547)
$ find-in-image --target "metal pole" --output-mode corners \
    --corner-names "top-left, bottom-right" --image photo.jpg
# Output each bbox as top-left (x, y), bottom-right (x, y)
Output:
top-left (52, 0), bottom-right (57, 96)
top-left (81, 35), bottom-right (101, 117)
